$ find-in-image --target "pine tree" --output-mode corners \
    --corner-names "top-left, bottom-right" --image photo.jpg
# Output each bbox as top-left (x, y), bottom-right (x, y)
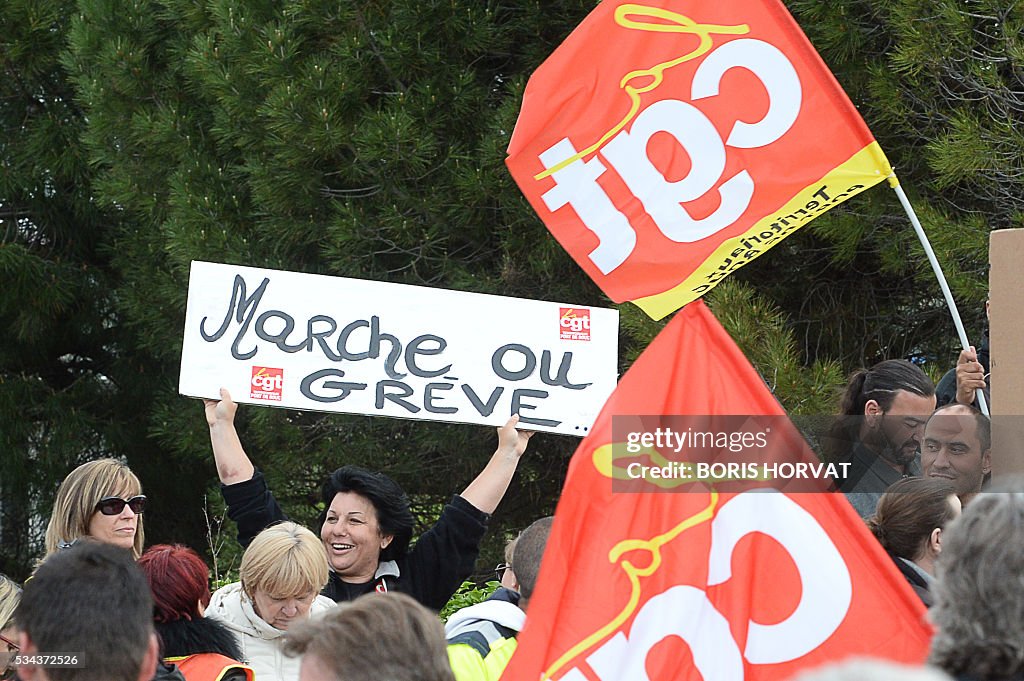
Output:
top-left (3, 0), bottom-right (1012, 580)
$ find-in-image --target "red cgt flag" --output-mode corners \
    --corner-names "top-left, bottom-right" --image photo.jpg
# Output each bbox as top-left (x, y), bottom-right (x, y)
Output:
top-left (501, 300), bottom-right (931, 681)
top-left (506, 1), bottom-right (893, 320)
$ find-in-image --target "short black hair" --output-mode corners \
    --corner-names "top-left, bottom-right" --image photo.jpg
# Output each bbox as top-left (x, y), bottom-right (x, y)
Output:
top-left (320, 465), bottom-right (415, 562)
top-left (931, 402), bottom-right (991, 453)
top-left (18, 542), bottom-right (153, 681)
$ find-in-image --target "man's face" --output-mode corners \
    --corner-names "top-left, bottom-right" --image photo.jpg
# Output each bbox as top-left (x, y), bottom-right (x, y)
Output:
top-left (873, 390), bottom-right (936, 466)
top-left (923, 407), bottom-right (991, 498)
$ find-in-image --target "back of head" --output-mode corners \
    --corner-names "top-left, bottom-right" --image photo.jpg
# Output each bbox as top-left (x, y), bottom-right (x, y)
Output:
top-left (930, 489), bottom-right (1024, 680)
top-left (284, 592), bottom-right (454, 681)
top-left (839, 359), bottom-right (934, 417)
top-left (791, 658), bottom-right (952, 681)
top-left (138, 544), bottom-right (211, 624)
top-left (44, 458), bottom-right (145, 559)
top-left (824, 360), bottom-right (934, 461)
top-left (321, 465), bottom-right (415, 561)
top-left (18, 542), bottom-right (154, 681)
top-left (241, 522), bottom-right (328, 600)
top-left (512, 516), bottom-right (554, 603)
top-left (0, 573), bottom-right (21, 631)
top-left (867, 478), bottom-right (957, 560)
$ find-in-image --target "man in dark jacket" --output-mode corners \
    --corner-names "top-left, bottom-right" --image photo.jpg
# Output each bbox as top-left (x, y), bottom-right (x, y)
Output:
top-left (825, 360), bottom-right (936, 518)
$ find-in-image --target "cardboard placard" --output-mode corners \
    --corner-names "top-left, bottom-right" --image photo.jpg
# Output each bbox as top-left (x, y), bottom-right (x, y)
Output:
top-left (179, 261), bottom-right (619, 436)
top-left (990, 228), bottom-right (1024, 477)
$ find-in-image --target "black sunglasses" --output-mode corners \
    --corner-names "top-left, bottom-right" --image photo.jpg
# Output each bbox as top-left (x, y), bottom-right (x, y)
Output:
top-left (95, 495), bottom-right (147, 516)
top-left (494, 563), bottom-right (511, 582)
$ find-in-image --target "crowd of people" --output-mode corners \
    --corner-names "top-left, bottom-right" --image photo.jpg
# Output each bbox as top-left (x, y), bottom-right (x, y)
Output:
top-left (0, 348), bottom-right (1016, 681)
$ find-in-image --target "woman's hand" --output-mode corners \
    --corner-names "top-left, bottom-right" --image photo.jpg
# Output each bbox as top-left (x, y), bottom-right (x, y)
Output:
top-left (497, 414), bottom-right (535, 458)
top-left (203, 387), bottom-right (254, 485)
top-left (204, 387), bottom-right (238, 428)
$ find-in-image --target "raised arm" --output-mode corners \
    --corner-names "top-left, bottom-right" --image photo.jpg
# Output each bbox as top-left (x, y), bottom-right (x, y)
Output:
top-left (204, 388), bottom-right (256, 485)
top-left (459, 415), bottom-right (534, 515)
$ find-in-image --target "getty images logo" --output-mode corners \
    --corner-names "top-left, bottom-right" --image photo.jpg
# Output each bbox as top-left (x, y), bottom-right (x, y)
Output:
top-left (251, 366), bottom-right (284, 402)
top-left (559, 307), bottom-right (591, 341)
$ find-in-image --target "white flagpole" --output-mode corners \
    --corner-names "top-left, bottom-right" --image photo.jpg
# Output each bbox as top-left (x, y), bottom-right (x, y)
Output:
top-left (891, 180), bottom-right (990, 416)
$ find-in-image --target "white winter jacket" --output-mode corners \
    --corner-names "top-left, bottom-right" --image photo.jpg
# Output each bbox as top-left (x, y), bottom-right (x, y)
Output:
top-left (206, 582), bottom-right (335, 681)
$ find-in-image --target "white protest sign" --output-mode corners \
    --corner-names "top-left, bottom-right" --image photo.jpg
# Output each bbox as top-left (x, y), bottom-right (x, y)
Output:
top-left (179, 261), bottom-right (619, 436)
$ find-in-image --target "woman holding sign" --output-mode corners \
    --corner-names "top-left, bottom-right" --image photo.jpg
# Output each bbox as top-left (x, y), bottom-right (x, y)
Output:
top-left (204, 389), bottom-right (533, 609)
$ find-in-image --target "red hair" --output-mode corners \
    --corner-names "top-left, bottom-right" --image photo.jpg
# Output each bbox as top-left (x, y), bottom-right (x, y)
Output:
top-left (138, 544), bottom-right (211, 624)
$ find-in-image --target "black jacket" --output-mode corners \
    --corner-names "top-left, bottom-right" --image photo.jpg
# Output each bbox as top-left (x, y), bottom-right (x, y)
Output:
top-left (153, 662), bottom-right (186, 681)
top-left (888, 553), bottom-right (933, 608)
top-left (157, 616), bottom-right (244, 661)
top-left (936, 335), bottom-right (990, 408)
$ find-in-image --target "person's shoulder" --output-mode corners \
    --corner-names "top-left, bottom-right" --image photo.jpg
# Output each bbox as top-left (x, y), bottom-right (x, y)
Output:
top-left (206, 583), bottom-right (249, 629)
top-left (447, 636), bottom-right (517, 681)
top-left (209, 581), bottom-right (244, 605)
top-left (310, 594), bottom-right (338, 616)
top-left (935, 367), bottom-right (958, 407)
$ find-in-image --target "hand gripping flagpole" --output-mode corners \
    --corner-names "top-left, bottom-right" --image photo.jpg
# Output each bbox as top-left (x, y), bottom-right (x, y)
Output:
top-left (889, 175), bottom-right (990, 416)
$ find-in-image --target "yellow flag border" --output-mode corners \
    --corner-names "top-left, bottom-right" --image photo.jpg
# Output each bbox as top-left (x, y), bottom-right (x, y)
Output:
top-left (633, 142), bottom-right (893, 320)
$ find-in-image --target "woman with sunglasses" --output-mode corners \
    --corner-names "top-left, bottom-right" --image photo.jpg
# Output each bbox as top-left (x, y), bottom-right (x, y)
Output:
top-left (44, 458), bottom-right (147, 559)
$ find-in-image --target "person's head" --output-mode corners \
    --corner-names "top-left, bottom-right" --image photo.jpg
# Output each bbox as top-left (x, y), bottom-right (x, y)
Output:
top-left (318, 466), bottom-right (415, 580)
top-left (867, 478), bottom-right (960, 571)
top-left (137, 544), bottom-right (211, 624)
top-left (832, 360), bottom-right (935, 465)
top-left (240, 522), bottom-right (328, 631)
top-left (284, 592), bottom-right (454, 681)
top-left (16, 541), bottom-right (158, 681)
top-left (511, 516), bottom-right (554, 608)
top-left (930, 489), bottom-right (1024, 680)
top-left (923, 403), bottom-right (992, 503)
top-left (498, 536), bottom-right (519, 591)
top-left (791, 658), bottom-right (952, 681)
top-left (1, 574), bottom-right (21, 681)
top-left (0, 574), bottom-right (19, 633)
top-left (44, 458), bottom-right (146, 559)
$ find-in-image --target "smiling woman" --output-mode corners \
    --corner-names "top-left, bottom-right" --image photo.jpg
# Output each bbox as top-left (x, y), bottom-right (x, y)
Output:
top-left (204, 387), bottom-right (533, 609)
top-left (43, 458), bottom-right (146, 560)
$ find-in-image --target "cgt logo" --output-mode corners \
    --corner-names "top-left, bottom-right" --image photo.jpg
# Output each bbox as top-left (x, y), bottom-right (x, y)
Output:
top-left (251, 366), bottom-right (284, 401)
top-left (560, 307), bottom-right (591, 341)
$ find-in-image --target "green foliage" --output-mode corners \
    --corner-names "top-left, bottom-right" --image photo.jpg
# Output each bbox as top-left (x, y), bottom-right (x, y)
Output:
top-left (782, 0), bottom-right (1012, 365)
top-left (707, 280), bottom-right (846, 415)
top-left (0, 0), bottom-right (1008, 581)
top-left (439, 579), bottom-right (500, 621)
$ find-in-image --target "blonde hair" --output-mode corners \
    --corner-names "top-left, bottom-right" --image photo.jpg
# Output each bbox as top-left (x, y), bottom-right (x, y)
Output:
top-left (44, 458), bottom-right (145, 559)
top-left (240, 522), bottom-right (328, 599)
top-left (0, 573), bottom-right (21, 630)
top-left (503, 536), bottom-right (518, 564)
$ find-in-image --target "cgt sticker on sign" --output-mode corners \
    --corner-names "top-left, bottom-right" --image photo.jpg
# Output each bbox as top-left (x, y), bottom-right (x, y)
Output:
top-left (560, 307), bottom-right (592, 341)
top-left (251, 366), bottom-right (284, 401)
